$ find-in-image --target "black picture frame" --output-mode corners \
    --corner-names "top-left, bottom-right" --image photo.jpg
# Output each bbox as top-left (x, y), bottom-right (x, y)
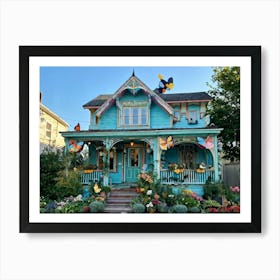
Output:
top-left (20, 46), bottom-right (261, 233)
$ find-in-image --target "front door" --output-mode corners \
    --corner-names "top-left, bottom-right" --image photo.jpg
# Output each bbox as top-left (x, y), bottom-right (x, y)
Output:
top-left (126, 147), bottom-right (143, 182)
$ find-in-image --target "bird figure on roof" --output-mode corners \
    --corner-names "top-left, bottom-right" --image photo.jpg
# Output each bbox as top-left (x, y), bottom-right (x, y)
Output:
top-left (74, 123), bottom-right (80, 131)
top-left (155, 74), bottom-right (174, 94)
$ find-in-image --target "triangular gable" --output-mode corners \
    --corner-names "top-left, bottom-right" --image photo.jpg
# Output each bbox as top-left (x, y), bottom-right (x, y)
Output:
top-left (95, 74), bottom-right (174, 118)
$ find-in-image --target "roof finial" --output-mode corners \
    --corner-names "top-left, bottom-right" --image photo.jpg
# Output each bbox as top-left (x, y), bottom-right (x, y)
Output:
top-left (132, 68), bottom-right (135, 76)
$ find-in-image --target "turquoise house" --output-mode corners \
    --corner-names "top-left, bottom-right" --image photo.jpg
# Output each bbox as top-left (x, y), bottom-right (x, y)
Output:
top-left (61, 73), bottom-right (222, 188)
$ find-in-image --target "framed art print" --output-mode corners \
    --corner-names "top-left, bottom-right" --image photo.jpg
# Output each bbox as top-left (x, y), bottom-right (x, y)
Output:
top-left (19, 46), bottom-right (261, 233)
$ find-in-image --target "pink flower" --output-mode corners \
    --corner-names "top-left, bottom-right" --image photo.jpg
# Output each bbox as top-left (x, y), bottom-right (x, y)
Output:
top-left (230, 186), bottom-right (240, 193)
top-left (152, 199), bottom-right (159, 205)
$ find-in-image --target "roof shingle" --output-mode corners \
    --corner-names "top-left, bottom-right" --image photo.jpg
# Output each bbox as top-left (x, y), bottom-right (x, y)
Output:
top-left (83, 92), bottom-right (212, 108)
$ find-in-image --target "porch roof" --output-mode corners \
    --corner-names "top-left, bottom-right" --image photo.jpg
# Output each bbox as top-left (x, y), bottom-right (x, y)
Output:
top-left (61, 127), bottom-right (223, 139)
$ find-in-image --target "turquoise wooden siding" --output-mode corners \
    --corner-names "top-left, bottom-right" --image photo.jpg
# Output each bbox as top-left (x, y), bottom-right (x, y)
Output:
top-left (120, 91), bottom-right (148, 102)
top-left (150, 103), bottom-right (171, 128)
top-left (173, 104), bottom-right (207, 128)
top-left (89, 95), bottom-right (209, 130)
top-left (90, 92), bottom-right (149, 130)
top-left (91, 106), bottom-right (118, 130)
top-left (109, 151), bottom-right (123, 184)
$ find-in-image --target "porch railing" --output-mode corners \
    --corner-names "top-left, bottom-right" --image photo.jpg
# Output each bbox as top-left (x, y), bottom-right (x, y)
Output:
top-left (160, 169), bottom-right (214, 185)
top-left (80, 170), bottom-right (102, 185)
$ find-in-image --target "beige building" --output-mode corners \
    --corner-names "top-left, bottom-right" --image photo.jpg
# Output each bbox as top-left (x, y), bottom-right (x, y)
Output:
top-left (40, 94), bottom-right (69, 151)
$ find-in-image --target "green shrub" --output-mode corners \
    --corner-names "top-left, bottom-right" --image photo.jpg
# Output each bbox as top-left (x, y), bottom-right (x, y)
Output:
top-left (203, 181), bottom-right (226, 200)
top-left (54, 170), bottom-right (83, 200)
top-left (177, 194), bottom-right (199, 208)
top-left (157, 202), bottom-right (169, 213)
top-left (201, 199), bottom-right (221, 209)
top-left (101, 185), bottom-right (111, 194)
top-left (132, 203), bottom-right (146, 213)
top-left (190, 206), bottom-right (201, 213)
top-left (172, 204), bottom-right (188, 213)
top-left (89, 201), bottom-right (105, 213)
top-left (40, 149), bottom-right (64, 200)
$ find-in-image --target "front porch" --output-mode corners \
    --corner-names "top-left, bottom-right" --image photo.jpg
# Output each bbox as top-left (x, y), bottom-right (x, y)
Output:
top-left (61, 128), bottom-right (222, 187)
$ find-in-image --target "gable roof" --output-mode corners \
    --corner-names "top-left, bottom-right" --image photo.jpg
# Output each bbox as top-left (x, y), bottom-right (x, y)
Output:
top-left (90, 74), bottom-right (174, 118)
top-left (83, 91), bottom-right (212, 108)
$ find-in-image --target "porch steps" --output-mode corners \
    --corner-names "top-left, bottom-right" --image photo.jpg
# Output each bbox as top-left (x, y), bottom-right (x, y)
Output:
top-left (104, 188), bottom-right (138, 213)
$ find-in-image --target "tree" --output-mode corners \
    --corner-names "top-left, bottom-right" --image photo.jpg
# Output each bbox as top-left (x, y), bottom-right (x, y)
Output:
top-left (40, 148), bottom-right (65, 200)
top-left (207, 67), bottom-right (240, 162)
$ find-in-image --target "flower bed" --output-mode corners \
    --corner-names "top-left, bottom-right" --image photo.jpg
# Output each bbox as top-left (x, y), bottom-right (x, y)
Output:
top-left (131, 171), bottom-right (240, 213)
top-left (40, 182), bottom-right (111, 213)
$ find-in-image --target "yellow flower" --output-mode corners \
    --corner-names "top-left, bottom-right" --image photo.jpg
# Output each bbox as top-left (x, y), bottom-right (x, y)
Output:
top-left (183, 190), bottom-right (193, 195)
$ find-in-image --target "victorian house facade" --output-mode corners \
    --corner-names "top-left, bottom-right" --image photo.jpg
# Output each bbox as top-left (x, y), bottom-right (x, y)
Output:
top-left (61, 73), bottom-right (222, 187)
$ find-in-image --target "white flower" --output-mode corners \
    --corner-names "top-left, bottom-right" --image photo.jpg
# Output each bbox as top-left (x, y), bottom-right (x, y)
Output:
top-left (146, 190), bottom-right (152, 195)
top-left (74, 194), bottom-right (83, 202)
top-left (168, 194), bottom-right (175, 198)
top-left (146, 202), bottom-right (154, 208)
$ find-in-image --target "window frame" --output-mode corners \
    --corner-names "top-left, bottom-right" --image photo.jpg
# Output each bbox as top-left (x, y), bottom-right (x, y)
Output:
top-left (188, 110), bottom-right (198, 124)
top-left (45, 121), bottom-right (52, 139)
top-left (122, 106), bottom-right (148, 127)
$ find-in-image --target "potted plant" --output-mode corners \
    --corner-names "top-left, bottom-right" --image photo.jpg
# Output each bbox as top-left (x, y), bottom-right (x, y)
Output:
top-left (83, 163), bottom-right (95, 173)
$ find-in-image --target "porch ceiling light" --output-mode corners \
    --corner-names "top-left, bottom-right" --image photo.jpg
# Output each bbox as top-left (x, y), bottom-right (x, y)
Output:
top-left (130, 141), bottom-right (134, 147)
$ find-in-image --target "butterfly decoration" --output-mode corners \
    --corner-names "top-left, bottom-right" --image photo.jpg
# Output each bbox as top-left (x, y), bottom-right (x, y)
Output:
top-left (159, 136), bottom-right (174, 150)
top-left (93, 183), bottom-right (101, 194)
top-left (197, 136), bottom-right (214, 149)
top-left (69, 140), bottom-right (84, 153)
top-left (155, 74), bottom-right (174, 94)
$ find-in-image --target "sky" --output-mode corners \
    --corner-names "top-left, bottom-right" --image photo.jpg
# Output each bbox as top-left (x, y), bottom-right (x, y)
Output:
top-left (40, 67), bottom-right (214, 130)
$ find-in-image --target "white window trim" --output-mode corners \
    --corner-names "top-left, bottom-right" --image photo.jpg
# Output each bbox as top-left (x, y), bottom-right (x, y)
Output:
top-left (122, 106), bottom-right (149, 126)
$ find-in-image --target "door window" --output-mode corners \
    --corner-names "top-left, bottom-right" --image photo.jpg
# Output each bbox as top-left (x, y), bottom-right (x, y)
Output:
top-left (129, 148), bottom-right (139, 167)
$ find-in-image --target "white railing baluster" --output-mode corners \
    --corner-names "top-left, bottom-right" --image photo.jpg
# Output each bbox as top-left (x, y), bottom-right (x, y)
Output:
top-left (80, 170), bottom-right (102, 185)
top-left (160, 169), bottom-right (214, 185)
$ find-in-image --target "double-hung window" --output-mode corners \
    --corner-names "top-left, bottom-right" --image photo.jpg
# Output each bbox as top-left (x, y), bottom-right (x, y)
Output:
top-left (122, 107), bottom-right (148, 126)
top-left (45, 122), bottom-right (52, 139)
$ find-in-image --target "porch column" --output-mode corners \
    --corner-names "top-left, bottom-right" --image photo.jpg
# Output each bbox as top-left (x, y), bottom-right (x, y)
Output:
top-left (153, 137), bottom-right (161, 179)
top-left (64, 138), bottom-right (69, 155)
top-left (213, 135), bottom-right (219, 182)
top-left (102, 138), bottom-right (110, 186)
